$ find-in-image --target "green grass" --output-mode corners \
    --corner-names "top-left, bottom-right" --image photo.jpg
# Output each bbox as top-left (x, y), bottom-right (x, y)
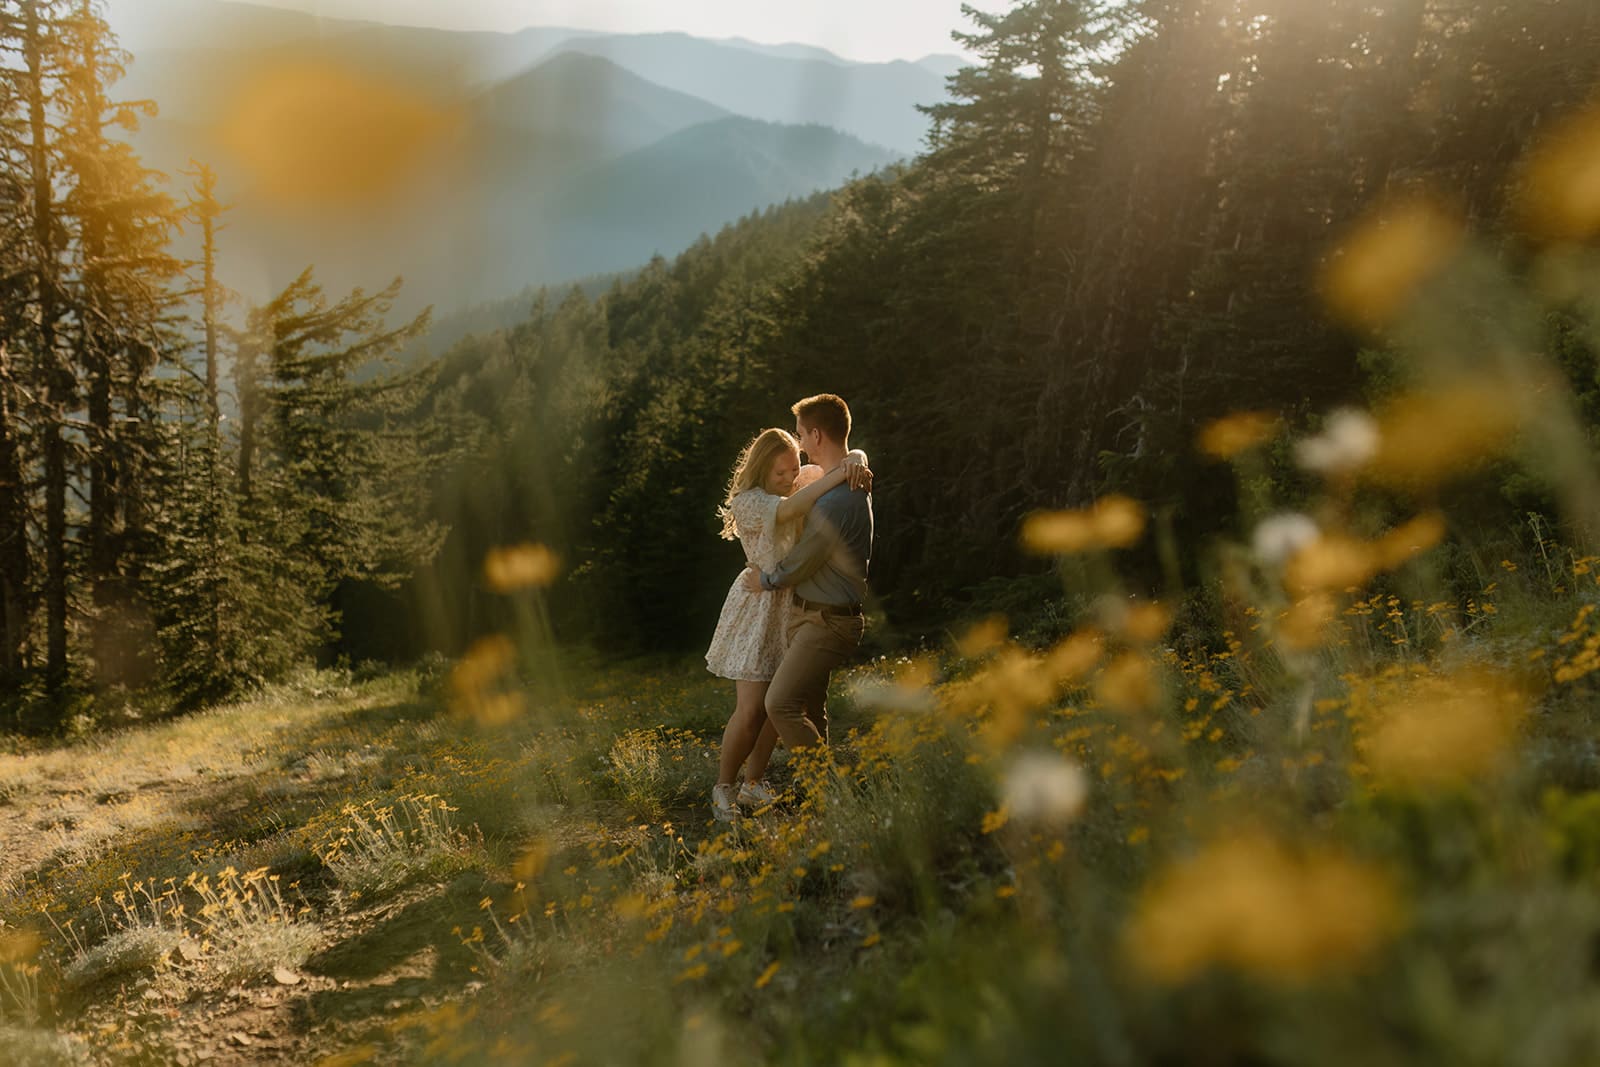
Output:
top-left (8, 540), bottom-right (1600, 1065)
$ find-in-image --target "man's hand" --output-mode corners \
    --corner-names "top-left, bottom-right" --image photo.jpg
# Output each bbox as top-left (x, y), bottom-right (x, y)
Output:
top-left (741, 567), bottom-right (766, 594)
top-left (841, 453), bottom-right (873, 492)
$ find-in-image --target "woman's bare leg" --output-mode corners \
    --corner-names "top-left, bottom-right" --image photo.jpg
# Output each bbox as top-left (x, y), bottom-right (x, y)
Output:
top-left (717, 680), bottom-right (769, 786)
top-left (744, 721), bottom-right (779, 783)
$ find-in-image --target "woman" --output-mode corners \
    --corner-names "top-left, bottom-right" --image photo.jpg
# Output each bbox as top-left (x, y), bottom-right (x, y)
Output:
top-left (705, 428), bottom-right (870, 821)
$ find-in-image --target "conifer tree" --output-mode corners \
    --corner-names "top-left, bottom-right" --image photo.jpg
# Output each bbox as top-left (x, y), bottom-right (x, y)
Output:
top-left (58, 0), bottom-right (185, 686)
top-left (248, 269), bottom-right (443, 653)
top-left (6, 0), bottom-right (75, 695)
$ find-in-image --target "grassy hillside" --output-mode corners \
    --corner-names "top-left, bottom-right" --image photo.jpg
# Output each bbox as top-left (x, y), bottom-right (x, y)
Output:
top-left (7, 514), bottom-right (1600, 1064)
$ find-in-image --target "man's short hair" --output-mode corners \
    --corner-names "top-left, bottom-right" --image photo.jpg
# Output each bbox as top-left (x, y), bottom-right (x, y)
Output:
top-left (792, 393), bottom-right (851, 446)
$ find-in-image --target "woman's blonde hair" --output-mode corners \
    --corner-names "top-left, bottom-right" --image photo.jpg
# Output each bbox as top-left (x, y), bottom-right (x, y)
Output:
top-left (718, 427), bottom-right (798, 540)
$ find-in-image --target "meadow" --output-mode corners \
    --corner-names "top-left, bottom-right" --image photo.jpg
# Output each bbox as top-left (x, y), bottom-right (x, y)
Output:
top-left (8, 2), bottom-right (1600, 1061)
top-left (7, 471), bottom-right (1600, 1064)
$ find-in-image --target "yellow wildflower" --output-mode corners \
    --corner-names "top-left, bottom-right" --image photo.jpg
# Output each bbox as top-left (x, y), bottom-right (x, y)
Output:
top-left (1021, 496), bottom-right (1146, 554)
top-left (1365, 384), bottom-right (1521, 490)
top-left (1021, 509), bottom-right (1099, 555)
top-left (1095, 652), bottom-right (1161, 713)
top-left (1199, 411), bottom-right (1280, 460)
top-left (1361, 668), bottom-right (1527, 787)
top-left (1126, 834), bottom-right (1400, 984)
top-left (1518, 104), bottom-right (1600, 240)
top-left (1091, 495), bottom-right (1147, 549)
top-left (955, 616), bottom-right (1008, 658)
top-left (1285, 535), bottom-right (1378, 595)
top-left (1322, 198), bottom-right (1463, 327)
top-left (483, 542), bottom-right (561, 592)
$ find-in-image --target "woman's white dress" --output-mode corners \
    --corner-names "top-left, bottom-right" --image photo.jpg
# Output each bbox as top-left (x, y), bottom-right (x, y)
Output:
top-left (705, 489), bottom-right (800, 681)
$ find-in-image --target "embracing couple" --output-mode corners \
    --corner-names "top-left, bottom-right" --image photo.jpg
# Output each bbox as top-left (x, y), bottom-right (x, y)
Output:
top-left (703, 393), bottom-right (874, 823)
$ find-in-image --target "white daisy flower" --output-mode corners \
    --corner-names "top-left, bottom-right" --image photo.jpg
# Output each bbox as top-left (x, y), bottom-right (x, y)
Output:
top-left (1295, 408), bottom-right (1379, 475)
top-left (1253, 513), bottom-right (1321, 566)
top-left (1001, 752), bottom-right (1089, 826)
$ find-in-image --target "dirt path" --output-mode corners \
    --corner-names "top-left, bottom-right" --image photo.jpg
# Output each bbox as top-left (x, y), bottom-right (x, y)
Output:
top-left (0, 679), bottom-right (506, 1064)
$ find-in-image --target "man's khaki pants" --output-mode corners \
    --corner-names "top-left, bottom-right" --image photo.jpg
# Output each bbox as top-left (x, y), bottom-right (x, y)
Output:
top-left (765, 605), bottom-right (865, 749)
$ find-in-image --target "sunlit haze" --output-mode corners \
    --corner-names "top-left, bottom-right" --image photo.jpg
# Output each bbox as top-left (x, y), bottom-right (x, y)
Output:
top-left (108, 0), bottom-right (979, 64)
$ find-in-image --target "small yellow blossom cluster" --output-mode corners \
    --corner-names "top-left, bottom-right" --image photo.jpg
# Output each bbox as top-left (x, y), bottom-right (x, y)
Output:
top-left (1554, 603), bottom-right (1600, 684)
top-left (1168, 649), bottom-right (1252, 759)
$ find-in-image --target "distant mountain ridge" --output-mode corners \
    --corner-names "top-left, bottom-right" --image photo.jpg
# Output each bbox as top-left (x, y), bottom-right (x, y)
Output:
top-left (536, 117), bottom-right (897, 280)
top-left (532, 32), bottom-right (944, 154)
top-left (471, 52), bottom-right (730, 161)
top-left (106, 0), bottom-right (932, 325)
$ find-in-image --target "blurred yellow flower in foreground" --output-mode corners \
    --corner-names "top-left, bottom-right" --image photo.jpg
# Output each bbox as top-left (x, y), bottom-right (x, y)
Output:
top-left (1374, 511), bottom-right (1447, 568)
top-left (513, 840), bottom-right (551, 883)
top-left (1044, 628), bottom-right (1105, 685)
top-left (449, 635), bottom-right (525, 725)
top-left (1095, 651), bottom-right (1161, 713)
top-left (944, 631), bottom-right (1103, 748)
top-left (1092, 496), bottom-right (1148, 549)
top-left (220, 60), bottom-right (462, 210)
top-left (0, 927), bottom-right (41, 962)
top-left (1365, 384), bottom-right (1521, 490)
top-left (955, 615), bottom-right (1008, 658)
top-left (1322, 199), bottom-right (1463, 328)
top-left (1284, 513), bottom-right (1447, 595)
top-left (1022, 495), bottom-right (1147, 555)
top-left (1361, 668), bottom-right (1527, 787)
top-left (1199, 412), bottom-right (1280, 460)
top-left (1127, 834), bottom-right (1400, 984)
top-left (973, 647), bottom-right (1063, 748)
top-left (1518, 105), bottom-right (1600, 240)
top-left (1113, 599), bottom-right (1173, 645)
top-left (1021, 510), bottom-right (1098, 554)
top-left (1285, 534), bottom-right (1378, 595)
top-left (484, 543), bottom-right (561, 592)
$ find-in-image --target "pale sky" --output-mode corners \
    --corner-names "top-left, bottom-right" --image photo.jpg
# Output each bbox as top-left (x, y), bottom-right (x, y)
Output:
top-left (131, 0), bottom-right (983, 64)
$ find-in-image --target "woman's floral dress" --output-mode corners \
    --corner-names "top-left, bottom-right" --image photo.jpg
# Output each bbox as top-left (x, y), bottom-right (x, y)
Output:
top-left (705, 489), bottom-right (800, 681)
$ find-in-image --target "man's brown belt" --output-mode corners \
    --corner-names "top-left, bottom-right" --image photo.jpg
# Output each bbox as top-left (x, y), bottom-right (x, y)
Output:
top-left (794, 596), bottom-right (863, 617)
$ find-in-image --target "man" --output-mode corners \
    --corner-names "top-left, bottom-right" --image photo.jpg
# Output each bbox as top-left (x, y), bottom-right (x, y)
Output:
top-left (741, 393), bottom-right (873, 749)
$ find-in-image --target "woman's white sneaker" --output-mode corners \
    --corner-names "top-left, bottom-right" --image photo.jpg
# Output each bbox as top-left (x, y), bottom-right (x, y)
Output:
top-left (712, 783), bottom-right (740, 822)
top-left (738, 779), bottom-right (778, 807)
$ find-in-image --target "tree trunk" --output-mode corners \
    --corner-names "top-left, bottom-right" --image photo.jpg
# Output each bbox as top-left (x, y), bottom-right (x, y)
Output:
top-left (0, 343), bottom-right (29, 681)
top-left (24, 0), bottom-right (70, 694)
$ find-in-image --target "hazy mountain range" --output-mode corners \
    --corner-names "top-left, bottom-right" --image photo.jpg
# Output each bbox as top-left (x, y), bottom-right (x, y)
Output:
top-left (109, 0), bottom-right (958, 320)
